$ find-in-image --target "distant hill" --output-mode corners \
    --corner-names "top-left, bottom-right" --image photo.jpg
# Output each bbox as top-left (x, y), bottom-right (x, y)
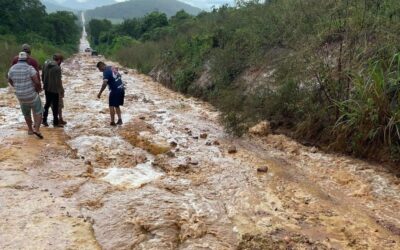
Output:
top-left (42, 0), bottom-right (117, 11)
top-left (42, 1), bottom-right (77, 13)
top-left (86, 0), bottom-right (202, 21)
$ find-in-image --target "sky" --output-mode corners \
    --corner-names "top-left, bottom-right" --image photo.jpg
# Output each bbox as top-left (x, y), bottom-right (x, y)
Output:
top-left (181, 0), bottom-right (235, 9)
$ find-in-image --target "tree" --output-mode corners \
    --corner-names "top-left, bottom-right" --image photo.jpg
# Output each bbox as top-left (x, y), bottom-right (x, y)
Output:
top-left (141, 12), bottom-right (168, 33)
top-left (44, 11), bottom-right (80, 45)
top-left (88, 19), bottom-right (112, 45)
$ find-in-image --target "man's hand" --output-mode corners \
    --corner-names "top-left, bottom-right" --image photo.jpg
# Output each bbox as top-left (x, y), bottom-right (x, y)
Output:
top-left (97, 93), bottom-right (101, 99)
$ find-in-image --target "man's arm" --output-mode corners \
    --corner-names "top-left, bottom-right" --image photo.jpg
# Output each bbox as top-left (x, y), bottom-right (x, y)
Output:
top-left (29, 58), bottom-right (41, 82)
top-left (8, 78), bottom-right (14, 87)
top-left (54, 66), bottom-right (64, 97)
top-left (11, 56), bottom-right (18, 66)
top-left (31, 75), bottom-right (41, 93)
top-left (97, 80), bottom-right (108, 99)
top-left (7, 70), bottom-right (14, 87)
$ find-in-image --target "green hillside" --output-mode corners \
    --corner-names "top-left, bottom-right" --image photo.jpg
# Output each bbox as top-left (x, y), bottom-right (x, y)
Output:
top-left (86, 0), bottom-right (202, 21)
top-left (89, 0), bottom-right (400, 163)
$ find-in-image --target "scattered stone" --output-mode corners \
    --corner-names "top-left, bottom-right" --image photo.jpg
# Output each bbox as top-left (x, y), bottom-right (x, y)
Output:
top-left (166, 151), bottom-right (175, 158)
top-left (213, 140), bottom-right (220, 146)
top-left (200, 133), bottom-right (208, 139)
top-left (84, 160), bottom-right (91, 165)
top-left (310, 147), bottom-right (318, 153)
top-left (257, 166), bottom-right (269, 173)
top-left (206, 141), bottom-right (212, 146)
top-left (192, 136), bottom-right (199, 140)
top-left (170, 141), bottom-right (178, 147)
top-left (190, 160), bottom-right (199, 166)
top-left (228, 145), bottom-right (237, 154)
top-left (249, 121), bottom-right (271, 136)
top-left (139, 116), bottom-right (146, 120)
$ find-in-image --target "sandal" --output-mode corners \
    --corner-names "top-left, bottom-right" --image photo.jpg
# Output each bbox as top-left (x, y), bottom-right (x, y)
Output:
top-left (33, 131), bottom-right (44, 139)
top-left (28, 130), bottom-right (34, 135)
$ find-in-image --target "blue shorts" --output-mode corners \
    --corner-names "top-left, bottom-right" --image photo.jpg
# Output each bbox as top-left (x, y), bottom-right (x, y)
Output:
top-left (109, 90), bottom-right (124, 107)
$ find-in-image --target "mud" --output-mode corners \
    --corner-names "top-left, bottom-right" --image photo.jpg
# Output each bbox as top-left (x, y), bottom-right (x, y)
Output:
top-left (0, 19), bottom-right (399, 250)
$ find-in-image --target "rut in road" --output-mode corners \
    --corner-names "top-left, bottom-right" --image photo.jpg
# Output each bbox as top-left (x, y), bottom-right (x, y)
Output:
top-left (1, 53), bottom-right (400, 249)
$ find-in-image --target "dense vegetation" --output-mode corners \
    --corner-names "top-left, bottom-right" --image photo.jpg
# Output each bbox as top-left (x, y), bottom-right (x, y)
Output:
top-left (85, 0), bottom-right (201, 22)
top-left (89, 0), bottom-right (400, 163)
top-left (0, 0), bottom-right (80, 87)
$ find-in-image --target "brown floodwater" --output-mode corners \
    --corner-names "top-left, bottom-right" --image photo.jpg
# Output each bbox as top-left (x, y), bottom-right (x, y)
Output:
top-left (1, 29), bottom-right (399, 250)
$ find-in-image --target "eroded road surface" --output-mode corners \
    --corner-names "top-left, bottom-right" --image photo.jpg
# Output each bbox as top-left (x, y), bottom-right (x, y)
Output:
top-left (1, 51), bottom-right (400, 249)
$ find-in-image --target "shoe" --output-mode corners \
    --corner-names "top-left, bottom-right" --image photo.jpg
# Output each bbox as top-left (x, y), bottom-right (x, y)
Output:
top-left (33, 131), bottom-right (44, 139)
top-left (42, 121), bottom-right (49, 127)
top-left (110, 121), bottom-right (117, 126)
top-left (117, 119), bottom-right (123, 125)
top-left (53, 123), bottom-right (64, 128)
top-left (59, 120), bottom-right (67, 125)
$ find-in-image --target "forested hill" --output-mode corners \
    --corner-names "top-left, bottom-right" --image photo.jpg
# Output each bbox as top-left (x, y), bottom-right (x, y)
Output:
top-left (86, 0), bottom-right (202, 21)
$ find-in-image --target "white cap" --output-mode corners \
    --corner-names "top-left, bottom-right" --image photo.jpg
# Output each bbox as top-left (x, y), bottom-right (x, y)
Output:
top-left (18, 52), bottom-right (28, 61)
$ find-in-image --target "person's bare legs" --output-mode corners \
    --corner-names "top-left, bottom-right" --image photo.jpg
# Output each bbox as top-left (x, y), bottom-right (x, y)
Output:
top-left (24, 115), bottom-right (34, 134)
top-left (59, 108), bottom-right (66, 124)
top-left (115, 107), bottom-right (121, 120)
top-left (109, 106), bottom-right (116, 124)
top-left (33, 113), bottom-right (42, 134)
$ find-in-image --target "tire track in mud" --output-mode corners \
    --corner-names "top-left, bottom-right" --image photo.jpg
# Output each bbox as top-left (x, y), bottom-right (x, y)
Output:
top-left (0, 53), bottom-right (399, 249)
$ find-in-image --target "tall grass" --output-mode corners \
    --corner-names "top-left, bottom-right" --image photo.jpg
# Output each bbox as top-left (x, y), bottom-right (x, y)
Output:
top-left (0, 36), bottom-right (19, 87)
top-left (0, 35), bottom-right (76, 88)
top-left (334, 54), bottom-right (400, 160)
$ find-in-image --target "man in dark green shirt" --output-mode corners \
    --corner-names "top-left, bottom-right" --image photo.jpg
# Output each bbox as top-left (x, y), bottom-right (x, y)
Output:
top-left (42, 54), bottom-right (64, 127)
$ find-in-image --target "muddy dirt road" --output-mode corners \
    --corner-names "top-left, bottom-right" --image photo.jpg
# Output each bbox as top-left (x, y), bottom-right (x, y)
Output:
top-left (1, 35), bottom-right (400, 249)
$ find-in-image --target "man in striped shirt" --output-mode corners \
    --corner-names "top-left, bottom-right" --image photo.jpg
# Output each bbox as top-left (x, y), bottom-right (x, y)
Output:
top-left (8, 52), bottom-right (44, 139)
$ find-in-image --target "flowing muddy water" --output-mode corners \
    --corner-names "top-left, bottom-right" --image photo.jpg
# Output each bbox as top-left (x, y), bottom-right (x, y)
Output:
top-left (1, 33), bottom-right (400, 250)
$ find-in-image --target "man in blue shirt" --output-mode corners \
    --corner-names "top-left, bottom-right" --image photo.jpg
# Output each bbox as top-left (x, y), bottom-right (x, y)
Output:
top-left (96, 61), bottom-right (125, 126)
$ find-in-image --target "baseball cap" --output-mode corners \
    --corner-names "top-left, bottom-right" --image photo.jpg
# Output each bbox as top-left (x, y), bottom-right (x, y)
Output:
top-left (22, 44), bottom-right (31, 53)
top-left (18, 52), bottom-right (28, 61)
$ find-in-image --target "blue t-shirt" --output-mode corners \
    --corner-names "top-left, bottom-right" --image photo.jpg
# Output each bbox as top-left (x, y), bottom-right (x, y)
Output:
top-left (103, 66), bottom-right (124, 92)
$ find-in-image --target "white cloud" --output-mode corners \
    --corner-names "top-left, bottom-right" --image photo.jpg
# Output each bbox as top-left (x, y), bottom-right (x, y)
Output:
top-left (181, 0), bottom-right (235, 9)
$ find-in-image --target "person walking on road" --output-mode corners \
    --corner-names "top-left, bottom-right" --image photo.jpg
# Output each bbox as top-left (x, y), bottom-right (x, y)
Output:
top-left (8, 52), bottom-right (44, 139)
top-left (42, 54), bottom-right (64, 127)
top-left (11, 44), bottom-right (41, 82)
top-left (96, 61), bottom-right (125, 126)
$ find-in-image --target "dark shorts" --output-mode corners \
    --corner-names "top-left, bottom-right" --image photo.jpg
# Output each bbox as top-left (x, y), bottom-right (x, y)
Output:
top-left (109, 90), bottom-right (125, 107)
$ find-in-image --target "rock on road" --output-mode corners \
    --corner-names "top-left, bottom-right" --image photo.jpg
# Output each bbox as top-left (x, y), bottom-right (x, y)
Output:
top-left (0, 54), bottom-right (400, 249)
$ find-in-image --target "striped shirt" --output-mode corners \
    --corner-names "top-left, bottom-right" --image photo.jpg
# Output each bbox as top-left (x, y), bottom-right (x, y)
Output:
top-left (8, 61), bottom-right (38, 103)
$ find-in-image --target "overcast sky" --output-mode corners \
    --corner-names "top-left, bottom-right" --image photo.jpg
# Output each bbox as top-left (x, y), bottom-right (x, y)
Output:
top-left (181, 0), bottom-right (235, 9)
